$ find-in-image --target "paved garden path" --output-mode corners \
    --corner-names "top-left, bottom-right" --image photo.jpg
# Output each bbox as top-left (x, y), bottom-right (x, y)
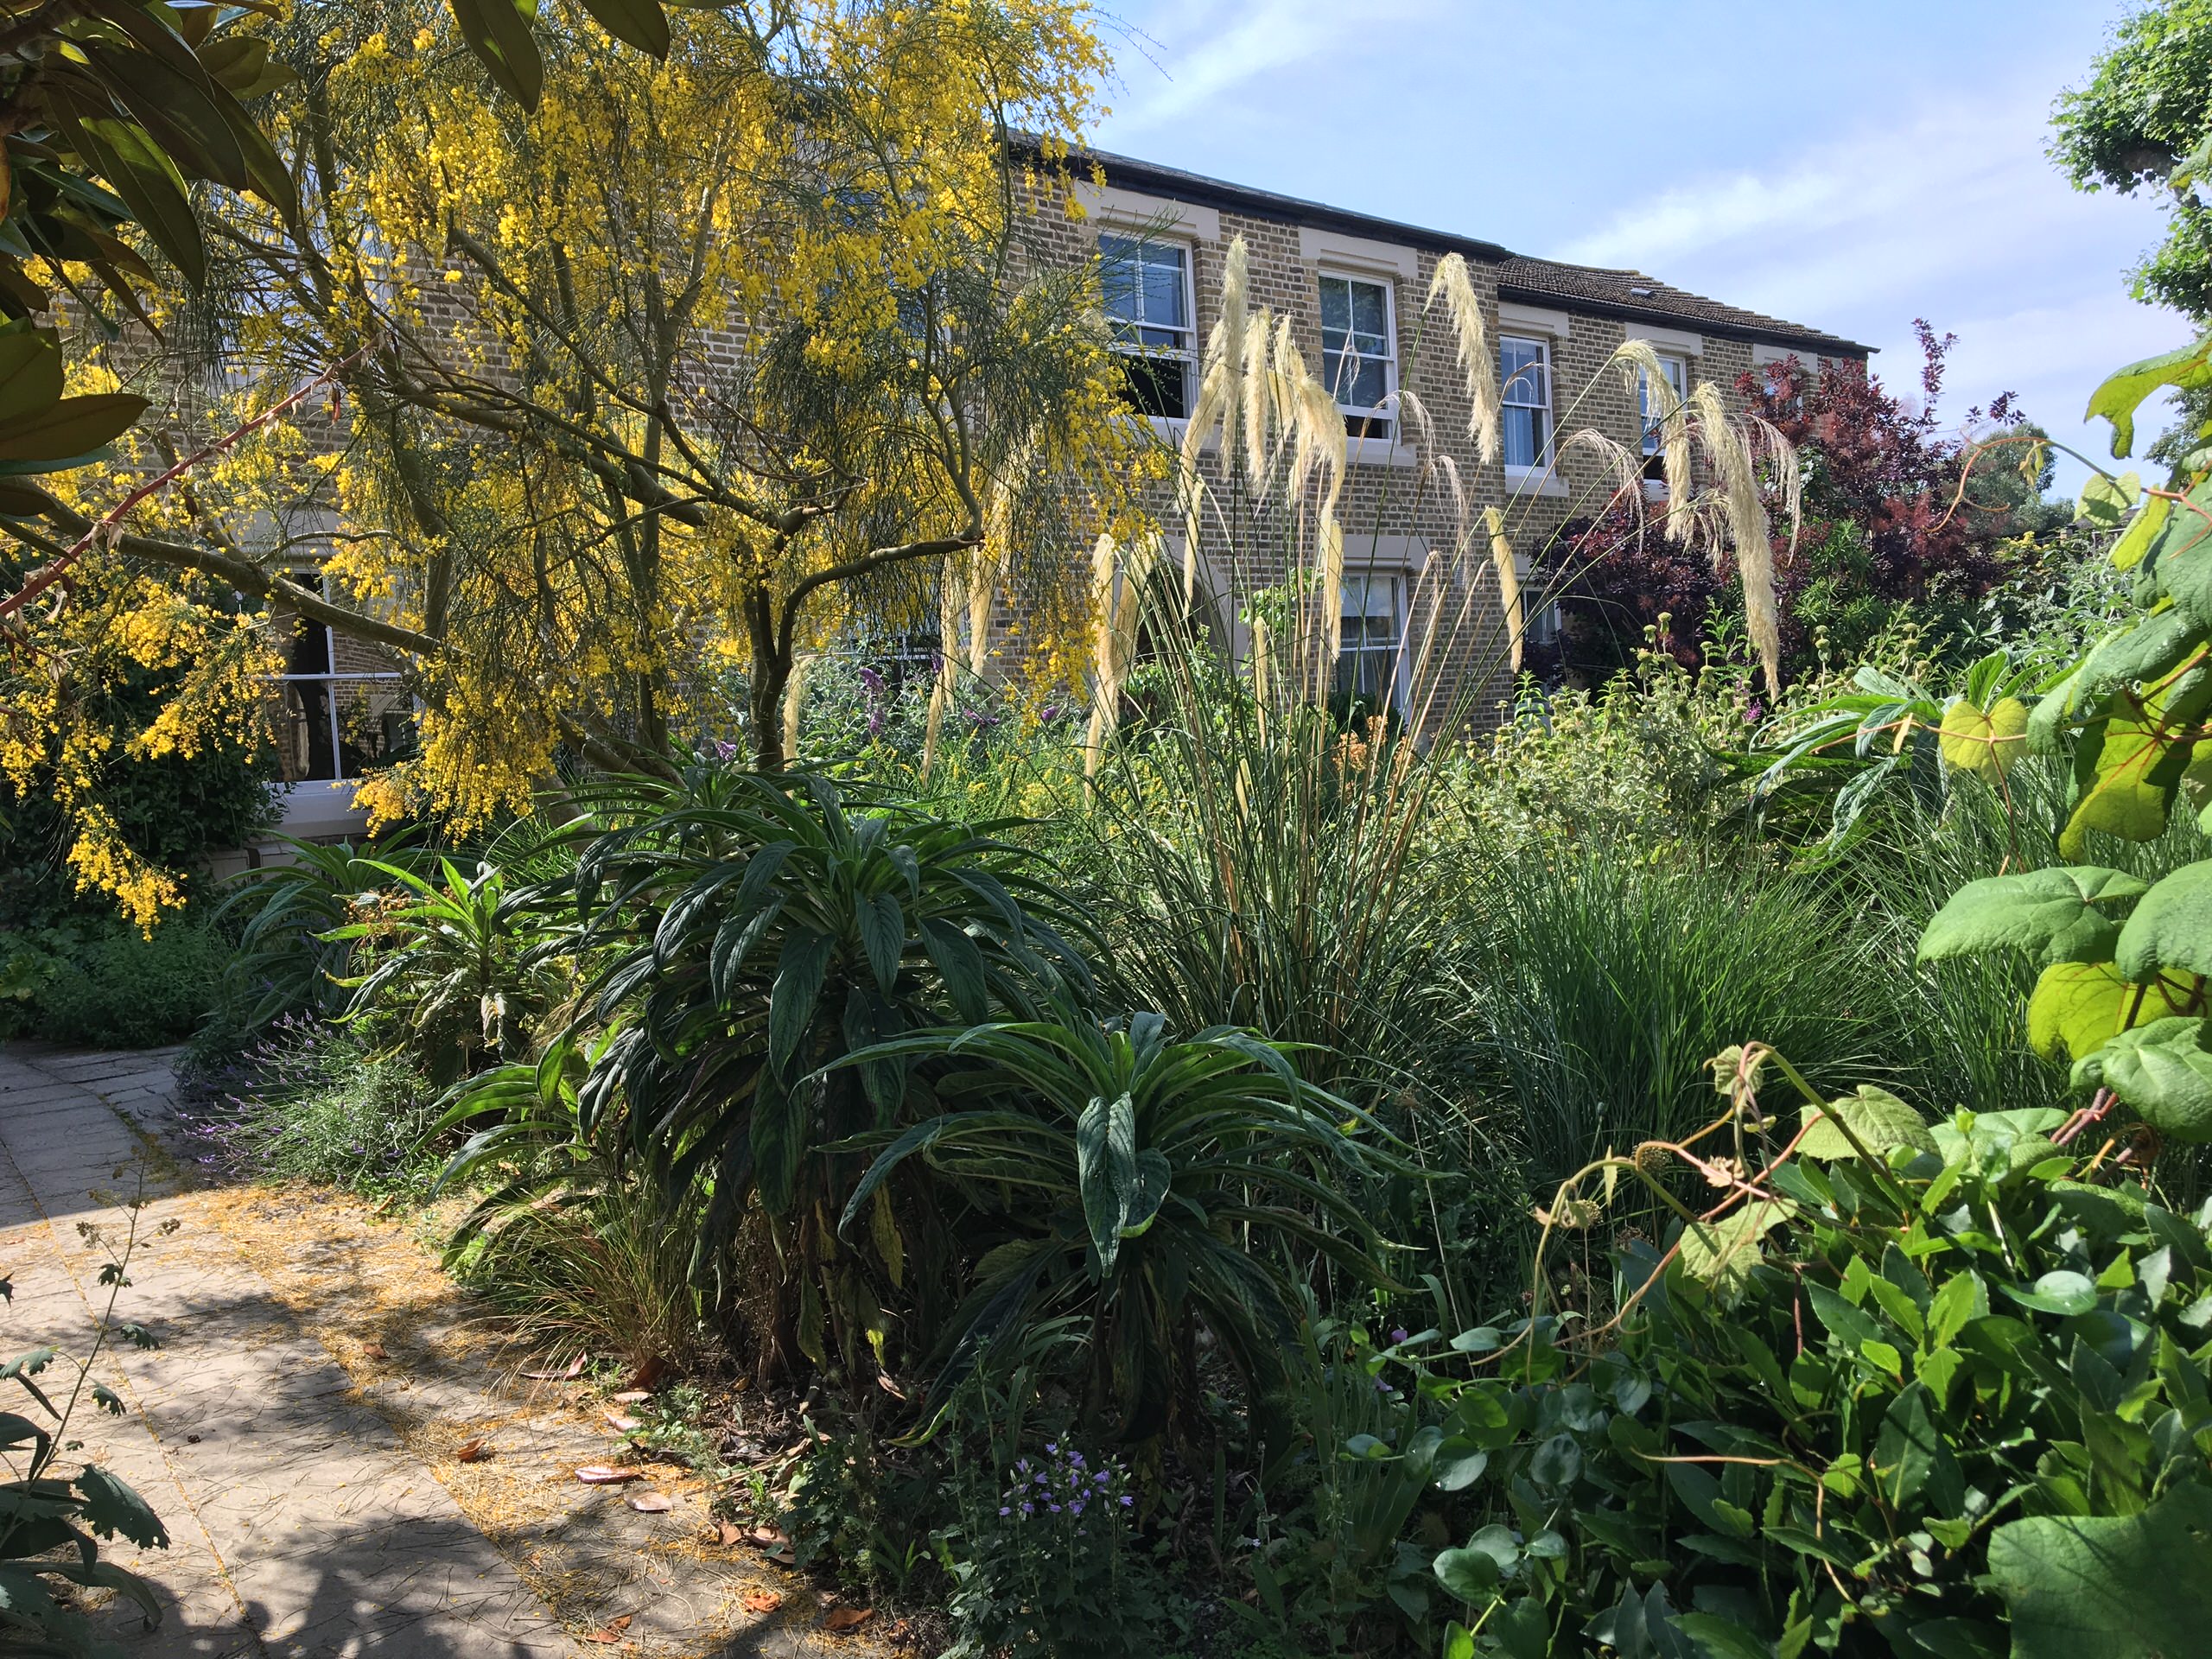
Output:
top-left (0, 1047), bottom-right (877, 1659)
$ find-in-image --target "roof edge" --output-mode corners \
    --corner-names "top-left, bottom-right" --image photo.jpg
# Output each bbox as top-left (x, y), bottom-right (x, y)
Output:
top-left (1025, 137), bottom-right (1514, 266)
top-left (1013, 135), bottom-right (1874, 360)
top-left (1496, 282), bottom-right (1875, 359)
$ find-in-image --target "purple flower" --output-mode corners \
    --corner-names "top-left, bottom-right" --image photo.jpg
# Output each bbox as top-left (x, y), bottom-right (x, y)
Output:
top-left (1069, 1452), bottom-right (1084, 1468)
top-left (1045, 1442), bottom-right (1058, 1455)
top-left (713, 739), bottom-right (739, 761)
top-left (859, 665), bottom-right (887, 696)
top-left (1020, 1502), bottom-right (1033, 1515)
top-left (1119, 1495), bottom-right (1134, 1508)
top-left (1070, 1501), bottom-right (1085, 1516)
top-left (999, 1506), bottom-right (1011, 1516)
top-left (1048, 1503), bottom-right (1062, 1514)
top-left (1015, 1459), bottom-right (1029, 1472)
top-left (1093, 1472), bottom-right (1108, 1487)
top-left (1390, 1327), bottom-right (1408, 1344)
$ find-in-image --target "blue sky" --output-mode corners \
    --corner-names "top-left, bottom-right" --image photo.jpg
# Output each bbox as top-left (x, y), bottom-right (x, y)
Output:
top-left (1087, 0), bottom-right (2185, 493)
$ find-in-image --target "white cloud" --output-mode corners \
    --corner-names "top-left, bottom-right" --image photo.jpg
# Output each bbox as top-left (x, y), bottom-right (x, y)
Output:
top-left (1101, 0), bottom-right (1442, 136)
top-left (1559, 72), bottom-right (2190, 490)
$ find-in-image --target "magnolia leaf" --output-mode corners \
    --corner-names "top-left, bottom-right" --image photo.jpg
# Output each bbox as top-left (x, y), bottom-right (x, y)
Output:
top-left (1988, 1482), bottom-right (2212, 1658)
top-left (2115, 861), bottom-right (2212, 982)
top-left (2087, 334), bottom-right (2212, 458)
top-left (2072, 1017), bottom-right (2212, 1142)
top-left (2078, 470), bottom-right (2141, 531)
top-left (2024, 961), bottom-right (2197, 1063)
top-left (1919, 867), bottom-right (2146, 965)
top-left (0, 392), bottom-right (149, 461)
top-left (575, 0), bottom-right (672, 55)
top-left (0, 331), bottom-right (62, 422)
top-left (1938, 696), bottom-right (2027, 777)
top-left (1676, 1200), bottom-right (1789, 1296)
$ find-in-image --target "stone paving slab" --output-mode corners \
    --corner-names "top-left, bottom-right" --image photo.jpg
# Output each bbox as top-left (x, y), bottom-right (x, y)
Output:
top-left (0, 1047), bottom-right (582, 1659)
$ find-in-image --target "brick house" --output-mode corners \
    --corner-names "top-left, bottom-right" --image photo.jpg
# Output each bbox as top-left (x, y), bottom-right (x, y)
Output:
top-left (1027, 144), bottom-right (1872, 724)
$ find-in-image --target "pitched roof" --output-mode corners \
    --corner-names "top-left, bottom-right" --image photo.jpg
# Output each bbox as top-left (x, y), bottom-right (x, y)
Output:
top-left (1047, 140), bottom-right (1874, 360)
top-left (1497, 257), bottom-right (1872, 359)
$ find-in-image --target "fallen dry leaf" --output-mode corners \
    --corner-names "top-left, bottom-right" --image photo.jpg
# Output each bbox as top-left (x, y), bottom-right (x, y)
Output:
top-left (740, 1592), bottom-right (783, 1615)
top-left (742, 1525), bottom-right (787, 1548)
top-left (582, 1613), bottom-right (633, 1644)
top-left (714, 1521), bottom-right (745, 1548)
top-left (626, 1490), bottom-right (674, 1513)
top-left (612, 1389), bottom-right (652, 1405)
top-left (575, 1465), bottom-right (645, 1484)
top-left (603, 1409), bottom-right (642, 1433)
top-left (523, 1356), bottom-right (588, 1381)
top-left (362, 1343), bottom-right (390, 1361)
top-left (454, 1438), bottom-right (489, 1464)
top-left (622, 1356), bottom-right (671, 1393)
top-left (823, 1607), bottom-right (874, 1633)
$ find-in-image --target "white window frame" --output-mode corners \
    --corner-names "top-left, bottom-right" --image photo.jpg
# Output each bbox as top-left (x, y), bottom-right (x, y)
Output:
top-left (1318, 270), bottom-right (1399, 442)
top-left (1500, 334), bottom-right (1553, 471)
top-left (1335, 568), bottom-right (1410, 715)
top-left (1638, 354), bottom-right (1690, 457)
top-left (275, 573), bottom-right (406, 786)
top-left (1098, 231), bottom-right (1198, 427)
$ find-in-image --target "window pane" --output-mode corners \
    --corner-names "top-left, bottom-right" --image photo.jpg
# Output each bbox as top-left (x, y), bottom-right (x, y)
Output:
top-left (1348, 279), bottom-right (1388, 339)
top-left (1325, 350), bottom-right (1388, 410)
top-left (1141, 249), bottom-right (1187, 329)
top-left (1503, 405), bottom-right (1541, 468)
top-left (1119, 353), bottom-right (1190, 420)
top-left (1100, 235), bottom-right (1141, 322)
top-left (1501, 338), bottom-right (1547, 407)
top-left (1319, 276), bottom-right (1350, 335)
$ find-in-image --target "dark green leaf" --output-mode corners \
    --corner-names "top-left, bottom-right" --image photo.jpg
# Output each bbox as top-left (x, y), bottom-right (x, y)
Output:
top-left (1988, 1482), bottom-right (2212, 1658)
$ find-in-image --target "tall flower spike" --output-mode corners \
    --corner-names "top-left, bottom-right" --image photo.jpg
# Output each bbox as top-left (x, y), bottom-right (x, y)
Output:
top-left (1242, 308), bottom-right (1273, 493)
top-left (1611, 339), bottom-right (1692, 540)
top-left (1484, 505), bottom-right (1523, 674)
top-left (1691, 383), bottom-right (1782, 698)
top-left (782, 650), bottom-right (817, 764)
top-left (1427, 253), bottom-right (1499, 467)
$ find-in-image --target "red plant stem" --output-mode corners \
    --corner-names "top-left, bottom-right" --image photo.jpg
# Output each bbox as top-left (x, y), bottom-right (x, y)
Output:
top-left (0, 342), bottom-right (372, 620)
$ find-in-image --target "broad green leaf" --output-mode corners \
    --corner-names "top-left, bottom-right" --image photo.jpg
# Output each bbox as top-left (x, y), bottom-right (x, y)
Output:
top-left (2112, 493), bottom-right (2172, 570)
top-left (575, 0), bottom-right (672, 54)
top-left (1872, 1382), bottom-right (1963, 1513)
top-left (2147, 476), bottom-right (2212, 629)
top-left (2116, 861), bottom-right (2212, 981)
top-left (448, 0), bottom-right (547, 108)
top-left (1672, 1613), bottom-right (1773, 1659)
top-left (2024, 961), bottom-right (2196, 1062)
top-left (2073, 1017), bottom-right (2212, 1141)
top-left (1938, 697), bottom-right (2027, 777)
top-left (1988, 1482), bottom-right (2212, 1658)
top-left (1797, 1085), bottom-right (1936, 1160)
top-left (2088, 334), bottom-right (2212, 458)
top-left (2004, 1269), bottom-right (2099, 1316)
top-left (1918, 867), bottom-right (2147, 965)
top-left (857, 890), bottom-right (904, 993)
top-left (2078, 470), bottom-right (2141, 531)
top-left (0, 331), bottom-right (61, 422)
top-left (1432, 1542), bottom-right (1502, 1603)
top-left (1676, 1200), bottom-right (1789, 1295)
top-left (73, 1464), bottom-right (168, 1548)
top-left (766, 928), bottom-right (831, 1072)
top-left (0, 392), bottom-right (149, 461)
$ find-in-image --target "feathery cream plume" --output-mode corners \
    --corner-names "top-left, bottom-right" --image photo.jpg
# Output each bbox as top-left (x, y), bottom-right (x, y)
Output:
top-left (1555, 427), bottom-right (1645, 507)
top-left (1484, 505), bottom-right (1523, 673)
top-left (782, 651), bottom-right (817, 766)
top-left (1242, 308), bottom-right (1273, 491)
top-left (920, 553), bottom-right (963, 779)
top-left (1427, 253), bottom-right (1500, 467)
top-left (1611, 340), bottom-right (1691, 538)
top-left (1689, 384), bottom-right (1782, 698)
top-left (1084, 531), bottom-right (1160, 776)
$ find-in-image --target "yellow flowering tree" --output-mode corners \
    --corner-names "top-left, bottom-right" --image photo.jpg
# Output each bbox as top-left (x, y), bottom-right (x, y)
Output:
top-left (2, 0), bottom-right (1140, 918)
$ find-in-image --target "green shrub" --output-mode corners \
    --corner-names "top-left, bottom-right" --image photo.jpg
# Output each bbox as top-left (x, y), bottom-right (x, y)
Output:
top-left (5, 917), bottom-right (231, 1048)
top-left (181, 1018), bottom-right (439, 1198)
top-left (1374, 1070), bottom-right (2212, 1659)
top-left (1456, 846), bottom-right (1885, 1192)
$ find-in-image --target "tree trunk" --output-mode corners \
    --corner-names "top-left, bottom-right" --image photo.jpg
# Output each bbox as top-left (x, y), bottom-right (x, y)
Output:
top-left (745, 585), bottom-right (790, 771)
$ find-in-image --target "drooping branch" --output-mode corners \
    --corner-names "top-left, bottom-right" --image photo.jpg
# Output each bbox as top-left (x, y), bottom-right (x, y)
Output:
top-left (10, 487), bottom-right (443, 660)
